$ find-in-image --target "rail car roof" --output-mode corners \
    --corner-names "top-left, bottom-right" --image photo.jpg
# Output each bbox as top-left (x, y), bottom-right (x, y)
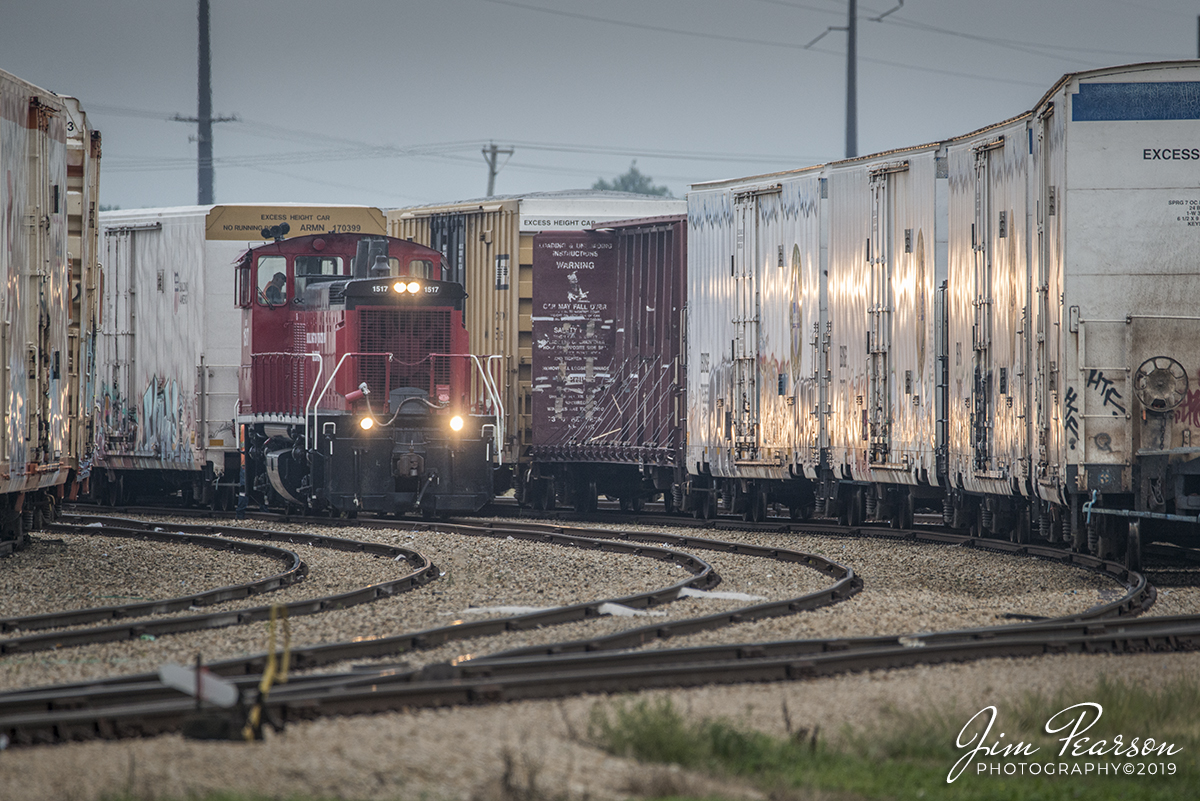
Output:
top-left (691, 61), bottom-right (1200, 194)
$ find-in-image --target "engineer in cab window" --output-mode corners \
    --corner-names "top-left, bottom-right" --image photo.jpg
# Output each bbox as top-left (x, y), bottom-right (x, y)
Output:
top-left (264, 272), bottom-right (287, 305)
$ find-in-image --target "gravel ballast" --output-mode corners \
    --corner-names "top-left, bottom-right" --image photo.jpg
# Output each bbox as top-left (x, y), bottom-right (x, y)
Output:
top-left (0, 513), bottom-right (1195, 800)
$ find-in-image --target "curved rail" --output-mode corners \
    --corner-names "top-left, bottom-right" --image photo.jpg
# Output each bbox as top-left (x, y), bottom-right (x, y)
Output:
top-left (0, 527), bottom-right (307, 635)
top-left (0, 517), bottom-right (439, 655)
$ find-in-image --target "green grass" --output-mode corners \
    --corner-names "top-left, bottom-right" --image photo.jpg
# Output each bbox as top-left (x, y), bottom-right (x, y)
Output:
top-left (588, 676), bottom-right (1200, 800)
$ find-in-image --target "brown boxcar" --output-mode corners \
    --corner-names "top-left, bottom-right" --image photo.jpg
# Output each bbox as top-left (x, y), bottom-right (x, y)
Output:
top-left (526, 216), bottom-right (687, 511)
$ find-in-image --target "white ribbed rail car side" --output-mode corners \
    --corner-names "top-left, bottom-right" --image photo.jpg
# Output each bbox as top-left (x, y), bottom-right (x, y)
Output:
top-left (97, 206), bottom-right (237, 505)
top-left (686, 173), bottom-right (824, 520)
top-left (824, 145), bottom-right (946, 527)
top-left (1046, 63), bottom-right (1200, 558)
top-left (682, 61), bottom-right (1200, 565)
top-left (0, 70), bottom-right (100, 547)
top-left (942, 114), bottom-right (1034, 534)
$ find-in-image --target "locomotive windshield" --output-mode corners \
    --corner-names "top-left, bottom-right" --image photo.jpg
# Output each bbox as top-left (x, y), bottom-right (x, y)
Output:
top-left (295, 254), bottom-right (345, 294)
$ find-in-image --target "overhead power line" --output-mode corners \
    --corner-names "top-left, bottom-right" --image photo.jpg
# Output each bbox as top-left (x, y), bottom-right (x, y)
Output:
top-left (472, 0), bottom-right (1057, 87)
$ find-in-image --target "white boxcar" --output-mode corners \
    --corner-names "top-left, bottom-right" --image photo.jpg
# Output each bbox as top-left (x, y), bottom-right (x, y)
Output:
top-left (824, 143), bottom-right (946, 525)
top-left (1041, 62), bottom-right (1200, 553)
top-left (687, 170), bottom-right (826, 519)
top-left (0, 69), bottom-right (101, 545)
top-left (943, 113), bottom-right (1034, 516)
top-left (686, 61), bottom-right (1200, 560)
top-left (687, 144), bottom-right (947, 523)
top-left (95, 204), bottom-right (386, 506)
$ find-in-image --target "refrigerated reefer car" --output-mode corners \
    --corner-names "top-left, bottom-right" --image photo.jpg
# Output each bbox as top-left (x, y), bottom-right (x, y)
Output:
top-left (0, 69), bottom-right (101, 549)
top-left (686, 61), bottom-right (1200, 566)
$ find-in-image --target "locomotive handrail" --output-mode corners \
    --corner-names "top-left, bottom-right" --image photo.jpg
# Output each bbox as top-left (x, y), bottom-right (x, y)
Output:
top-left (307, 352), bottom-right (391, 441)
top-left (303, 352), bottom-right (324, 451)
top-left (474, 354), bottom-right (506, 462)
top-left (425, 352), bottom-right (506, 463)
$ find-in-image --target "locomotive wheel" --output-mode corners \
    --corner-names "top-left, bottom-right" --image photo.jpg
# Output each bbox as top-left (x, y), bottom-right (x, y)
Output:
top-left (1125, 520), bottom-right (1143, 573)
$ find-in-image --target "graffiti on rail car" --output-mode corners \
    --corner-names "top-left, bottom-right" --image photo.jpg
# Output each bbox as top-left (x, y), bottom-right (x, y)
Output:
top-left (1175, 373), bottom-right (1200, 428)
top-left (96, 376), bottom-right (195, 462)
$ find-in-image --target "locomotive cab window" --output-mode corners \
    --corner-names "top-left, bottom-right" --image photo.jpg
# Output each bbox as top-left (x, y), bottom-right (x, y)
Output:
top-left (407, 258), bottom-right (433, 278)
top-left (294, 255), bottom-right (345, 295)
top-left (258, 255), bottom-right (288, 306)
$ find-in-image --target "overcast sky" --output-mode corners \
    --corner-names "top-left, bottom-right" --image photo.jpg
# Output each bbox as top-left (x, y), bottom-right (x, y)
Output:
top-left (3, 0), bottom-right (1197, 210)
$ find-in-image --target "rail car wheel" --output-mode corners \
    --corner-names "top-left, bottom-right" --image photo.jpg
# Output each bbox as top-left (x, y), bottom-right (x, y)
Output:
top-left (530, 477), bottom-right (555, 511)
top-left (1125, 520), bottom-right (1143, 573)
top-left (619, 495), bottom-right (644, 513)
top-left (573, 477), bottom-right (598, 514)
top-left (1011, 509), bottom-right (1031, 545)
top-left (846, 489), bottom-right (865, 527)
top-left (744, 486), bottom-right (767, 523)
top-left (789, 503), bottom-right (814, 521)
top-left (892, 492), bottom-right (914, 530)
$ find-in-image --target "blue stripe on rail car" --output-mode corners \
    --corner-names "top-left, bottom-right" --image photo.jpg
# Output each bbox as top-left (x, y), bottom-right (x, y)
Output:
top-left (1072, 81), bottom-right (1200, 121)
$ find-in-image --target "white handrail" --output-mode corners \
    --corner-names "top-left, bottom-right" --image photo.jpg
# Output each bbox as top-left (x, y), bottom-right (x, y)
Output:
top-left (469, 353), bottom-right (506, 463)
top-left (302, 352), bottom-right (323, 450)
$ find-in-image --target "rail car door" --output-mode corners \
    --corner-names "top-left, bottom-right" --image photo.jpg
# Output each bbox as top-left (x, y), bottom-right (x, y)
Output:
top-left (732, 193), bottom-right (761, 459)
top-left (867, 168), bottom-right (896, 463)
top-left (971, 141), bottom-right (1001, 471)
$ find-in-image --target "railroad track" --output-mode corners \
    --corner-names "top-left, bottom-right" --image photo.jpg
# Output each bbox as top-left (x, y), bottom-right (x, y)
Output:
top-left (0, 518), bottom-right (439, 654)
top-left (0, 508), bottom-right (1180, 747)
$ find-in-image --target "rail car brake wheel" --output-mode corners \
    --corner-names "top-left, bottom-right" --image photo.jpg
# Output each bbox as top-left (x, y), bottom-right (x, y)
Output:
top-left (1133, 356), bottom-right (1188, 412)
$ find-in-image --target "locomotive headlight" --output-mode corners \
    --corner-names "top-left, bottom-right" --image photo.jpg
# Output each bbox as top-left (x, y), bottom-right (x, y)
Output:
top-left (359, 417), bottom-right (375, 431)
top-left (449, 415), bottom-right (464, 432)
top-left (406, 281), bottom-right (421, 294)
top-left (392, 281), bottom-right (407, 293)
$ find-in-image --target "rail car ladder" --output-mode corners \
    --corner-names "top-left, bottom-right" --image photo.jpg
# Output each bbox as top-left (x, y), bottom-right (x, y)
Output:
top-left (732, 194), bottom-right (761, 459)
top-left (1034, 110), bottom-right (1057, 483)
top-left (867, 168), bottom-right (897, 463)
top-left (971, 140), bottom-right (1002, 472)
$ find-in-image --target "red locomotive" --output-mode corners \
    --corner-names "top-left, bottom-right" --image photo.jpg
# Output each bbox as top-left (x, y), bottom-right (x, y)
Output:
top-left (235, 229), bottom-right (501, 516)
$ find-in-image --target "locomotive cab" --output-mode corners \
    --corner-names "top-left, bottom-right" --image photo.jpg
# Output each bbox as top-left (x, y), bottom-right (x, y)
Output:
top-left (236, 233), bottom-right (503, 517)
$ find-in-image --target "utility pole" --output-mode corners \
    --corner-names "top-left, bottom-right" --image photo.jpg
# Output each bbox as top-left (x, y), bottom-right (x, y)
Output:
top-left (174, 0), bottom-right (236, 204)
top-left (482, 142), bottom-right (513, 197)
top-left (805, 2), bottom-right (904, 159)
top-left (846, 0), bottom-right (857, 158)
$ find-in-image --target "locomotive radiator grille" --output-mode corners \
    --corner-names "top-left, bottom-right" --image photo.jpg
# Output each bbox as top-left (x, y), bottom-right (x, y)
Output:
top-left (358, 308), bottom-right (453, 399)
